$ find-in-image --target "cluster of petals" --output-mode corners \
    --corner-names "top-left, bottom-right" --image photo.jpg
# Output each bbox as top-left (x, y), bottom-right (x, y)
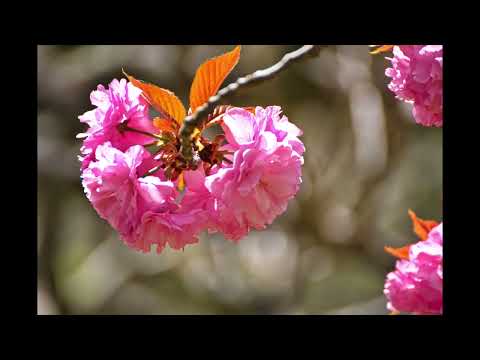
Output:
top-left (79, 80), bottom-right (304, 253)
top-left (384, 223), bottom-right (443, 315)
top-left (77, 79), bottom-right (156, 169)
top-left (385, 45), bottom-right (443, 127)
top-left (206, 107), bottom-right (304, 240)
top-left (81, 141), bottom-right (212, 254)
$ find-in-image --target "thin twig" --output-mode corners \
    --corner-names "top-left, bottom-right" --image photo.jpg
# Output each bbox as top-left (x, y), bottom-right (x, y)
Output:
top-left (142, 164), bottom-right (163, 177)
top-left (179, 45), bottom-right (327, 163)
top-left (119, 124), bottom-right (160, 140)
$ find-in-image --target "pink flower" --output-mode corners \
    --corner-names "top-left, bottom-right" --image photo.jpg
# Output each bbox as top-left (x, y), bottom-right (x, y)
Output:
top-left (77, 78), bottom-right (156, 169)
top-left (82, 143), bottom-right (211, 253)
top-left (122, 169), bottom-right (214, 253)
top-left (384, 223), bottom-right (443, 315)
top-left (257, 106), bottom-right (305, 156)
top-left (123, 206), bottom-right (206, 253)
top-left (81, 142), bottom-right (176, 242)
top-left (205, 106), bottom-right (304, 241)
top-left (221, 106), bottom-right (305, 156)
top-left (180, 168), bottom-right (218, 232)
top-left (385, 45), bottom-right (443, 127)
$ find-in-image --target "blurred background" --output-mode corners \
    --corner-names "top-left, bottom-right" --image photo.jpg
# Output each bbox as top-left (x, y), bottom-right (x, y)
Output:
top-left (37, 45), bottom-right (442, 315)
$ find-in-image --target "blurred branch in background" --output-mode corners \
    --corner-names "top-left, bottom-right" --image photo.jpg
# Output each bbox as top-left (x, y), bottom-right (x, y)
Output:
top-left (37, 45), bottom-right (442, 315)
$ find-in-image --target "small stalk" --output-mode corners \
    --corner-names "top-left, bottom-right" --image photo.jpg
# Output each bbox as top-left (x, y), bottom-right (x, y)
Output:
top-left (118, 123), bottom-right (161, 140)
top-left (142, 164), bottom-right (163, 177)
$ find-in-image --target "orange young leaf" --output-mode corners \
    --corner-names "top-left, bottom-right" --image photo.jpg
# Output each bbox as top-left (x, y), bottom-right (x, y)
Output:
top-left (189, 45), bottom-right (241, 113)
top-left (384, 210), bottom-right (439, 260)
top-left (205, 105), bottom-right (256, 128)
top-left (153, 117), bottom-right (178, 134)
top-left (123, 70), bottom-right (186, 125)
top-left (384, 245), bottom-right (411, 260)
top-left (370, 45), bottom-right (394, 54)
top-left (177, 172), bottom-right (185, 192)
top-left (408, 209), bottom-right (439, 241)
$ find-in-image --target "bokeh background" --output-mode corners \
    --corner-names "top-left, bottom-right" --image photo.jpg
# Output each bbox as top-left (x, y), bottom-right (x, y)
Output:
top-left (37, 45), bottom-right (442, 315)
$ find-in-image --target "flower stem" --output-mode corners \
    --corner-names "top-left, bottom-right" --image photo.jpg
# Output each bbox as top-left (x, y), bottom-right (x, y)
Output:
top-left (119, 123), bottom-right (161, 140)
top-left (142, 164), bottom-right (163, 177)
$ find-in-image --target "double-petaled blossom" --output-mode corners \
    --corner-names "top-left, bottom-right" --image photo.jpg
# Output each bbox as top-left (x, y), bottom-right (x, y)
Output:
top-left (385, 45), bottom-right (443, 127)
top-left (384, 222), bottom-right (443, 315)
top-left (81, 142), bottom-right (176, 241)
top-left (123, 168), bottom-right (213, 253)
top-left (124, 206), bottom-right (206, 253)
top-left (82, 142), bottom-right (212, 253)
top-left (77, 79), bottom-right (156, 169)
top-left (205, 106), bottom-right (304, 241)
top-left (78, 74), bottom-right (305, 253)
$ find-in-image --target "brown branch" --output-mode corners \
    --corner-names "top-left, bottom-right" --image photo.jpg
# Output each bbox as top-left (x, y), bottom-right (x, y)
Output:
top-left (179, 45), bottom-right (327, 164)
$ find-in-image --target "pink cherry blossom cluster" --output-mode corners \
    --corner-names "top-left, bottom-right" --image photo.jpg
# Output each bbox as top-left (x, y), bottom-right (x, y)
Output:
top-left (384, 223), bottom-right (443, 315)
top-left (78, 79), bottom-right (304, 253)
top-left (385, 45), bottom-right (443, 127)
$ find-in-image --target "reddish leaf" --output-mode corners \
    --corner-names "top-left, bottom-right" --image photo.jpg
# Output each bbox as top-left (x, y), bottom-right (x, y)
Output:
top-left (205, 105), bottom-right (256, 128)
top-left (384, 210), bottom-right (439, 260)
top-left (370, 45), bottom-right (394, 54)
top-left (189, 46), bottom-right (241, 112)
top-left (153, 117), bottom-right (178, 134)
top-left (177, 172), bottom-right (185, 192)
top-left (384, 245), bottom-right (411, 260)
top-left (408, 209), bottom-right (439, 241)
top-left (124, 70), bottom-right (186, 125)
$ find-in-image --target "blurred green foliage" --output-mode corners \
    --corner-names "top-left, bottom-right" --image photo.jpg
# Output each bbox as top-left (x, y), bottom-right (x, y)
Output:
top-left (37, 45), bottom-right (442, 315)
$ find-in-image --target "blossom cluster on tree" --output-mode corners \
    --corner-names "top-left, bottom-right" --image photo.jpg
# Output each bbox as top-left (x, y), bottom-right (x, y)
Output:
top-left (78, 46), bottom-right (304, 254)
